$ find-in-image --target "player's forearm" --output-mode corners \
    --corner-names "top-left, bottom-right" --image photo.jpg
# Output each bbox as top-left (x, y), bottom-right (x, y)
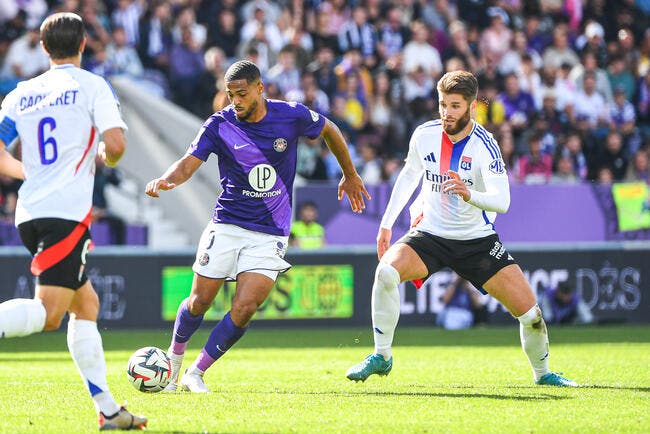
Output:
top-left (320, 119), bottom-right (357, 177)
top-left (466, 177), bottom-right (510, 213)
top-left (102, 128), bottom-right (126, 166)
top-left (0, 148), bottom-right (24, 180)
top-left (161, 154), bottom-right (201, 186)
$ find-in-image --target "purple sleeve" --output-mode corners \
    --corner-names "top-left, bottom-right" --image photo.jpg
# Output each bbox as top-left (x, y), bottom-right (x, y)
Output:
top-left (187, 117), bottom-right (222, 161)
top-left (295, 102), bottom-right (326, 139)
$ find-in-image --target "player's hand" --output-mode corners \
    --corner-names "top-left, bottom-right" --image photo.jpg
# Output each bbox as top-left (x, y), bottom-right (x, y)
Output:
top-left (442, 170), bottom-right (470, 201)
top-left (98, 141), bottom-right (106, 162)
top-left (376, 227), bottom-right (392, 260)
top-left (145, 178), bottom-right (176, 197)
top-left (338, 172), bottom-right (371, 214)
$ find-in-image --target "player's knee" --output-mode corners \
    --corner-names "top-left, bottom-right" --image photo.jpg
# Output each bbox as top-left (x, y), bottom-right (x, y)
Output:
top-left (374, 262), bottom-right (401, 291)
top-left (517, 304), bottom-right (544, 329)
top-left (43, 312), bottom-right (65, 331)
top-left (230, 299), bottom-right (258, 325)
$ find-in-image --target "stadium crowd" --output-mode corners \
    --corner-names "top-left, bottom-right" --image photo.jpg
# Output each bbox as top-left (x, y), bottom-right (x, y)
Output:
top-left (2, 0), bottom-right (650, 200)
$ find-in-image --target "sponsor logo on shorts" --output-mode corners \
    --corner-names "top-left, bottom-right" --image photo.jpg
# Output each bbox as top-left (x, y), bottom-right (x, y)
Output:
top-left (199, 252), bottom-right (210, 266)
top-left (273, 138), bottom-right (287, 152)
top-left (489, 241), bottom-right (506, 259)
top-left (275, 241), bottom-right (286, 258)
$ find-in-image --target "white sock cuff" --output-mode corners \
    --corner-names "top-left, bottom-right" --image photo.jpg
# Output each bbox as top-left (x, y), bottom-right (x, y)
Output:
top-left (517, 304), bottom-right (542, 327)
top-left (67, 319), bottom-right (100, 341)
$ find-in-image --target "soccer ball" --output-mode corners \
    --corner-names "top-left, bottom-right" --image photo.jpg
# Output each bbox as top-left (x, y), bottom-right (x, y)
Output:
top-left (126, 347), bottom-right (172, 393)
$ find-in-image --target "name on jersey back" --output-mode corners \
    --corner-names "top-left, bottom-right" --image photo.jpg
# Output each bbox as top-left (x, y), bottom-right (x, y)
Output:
top-left (19, 89), bottom-right (79, 112)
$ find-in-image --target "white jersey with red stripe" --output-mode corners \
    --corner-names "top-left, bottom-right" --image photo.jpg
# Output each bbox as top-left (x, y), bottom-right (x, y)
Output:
top-left (0, 64), bottom-right (126, 225)
top-left (380, 119), bottom-right (509, 240)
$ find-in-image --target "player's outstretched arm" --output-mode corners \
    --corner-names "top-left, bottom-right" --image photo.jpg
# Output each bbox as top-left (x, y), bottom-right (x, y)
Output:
top-left (0, 139), bottom-right (23, 180)
top-left (145, 153), bottom-right (203, 198)
top-left (101, 127), bottom-right (126, 167)
top-left (320, 119), bottom-right (371, 213)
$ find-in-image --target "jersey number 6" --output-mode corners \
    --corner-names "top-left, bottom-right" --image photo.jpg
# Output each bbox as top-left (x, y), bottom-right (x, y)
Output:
top-left (38, 117), bottom-right (58, 165)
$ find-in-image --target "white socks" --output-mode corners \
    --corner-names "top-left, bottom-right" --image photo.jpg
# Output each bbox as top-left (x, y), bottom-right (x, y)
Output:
top-left (0, 298), bottom-right (46, 338)
top-left (371, 263), bottom-right (401, 360)
top-left (517, 304), bottom-right (550, 381)
top-left (67, 319), bottom-right (120, 416)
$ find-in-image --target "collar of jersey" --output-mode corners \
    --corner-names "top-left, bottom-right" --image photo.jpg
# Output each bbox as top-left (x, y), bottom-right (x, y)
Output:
top-left (51, 63), bottom-right (76, 70)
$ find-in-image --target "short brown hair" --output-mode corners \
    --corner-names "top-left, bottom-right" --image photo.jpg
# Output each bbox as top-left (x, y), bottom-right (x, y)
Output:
top-left (437, 70), bottom-right (478, 103)
top-left (40, 13), bottom-right (85, 60)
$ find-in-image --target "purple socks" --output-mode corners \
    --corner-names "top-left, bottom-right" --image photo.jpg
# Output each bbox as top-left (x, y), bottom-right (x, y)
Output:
top-left (195, 311), bottom-right (247, 372)
top-left (170, 298), bottom-right (204, 355)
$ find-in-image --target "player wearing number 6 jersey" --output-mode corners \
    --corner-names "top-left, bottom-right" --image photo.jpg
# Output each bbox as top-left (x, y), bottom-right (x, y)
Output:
top-left (0, 13), bottom-right (147, 430)
top-left (145, 60), bottom-right (370, 393)
top-left (346, 70), bottom-right (578, 387)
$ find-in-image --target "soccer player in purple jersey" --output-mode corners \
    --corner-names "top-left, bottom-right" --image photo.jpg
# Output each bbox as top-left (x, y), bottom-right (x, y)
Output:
top-left (146, 60), bottom-right (370, 392)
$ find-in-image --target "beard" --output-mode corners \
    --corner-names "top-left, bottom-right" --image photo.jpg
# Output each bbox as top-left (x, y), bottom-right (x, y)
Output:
top-left (234, 99), bottom-right (258, 121)
top-left (442, 106), bottom-right (472, 136)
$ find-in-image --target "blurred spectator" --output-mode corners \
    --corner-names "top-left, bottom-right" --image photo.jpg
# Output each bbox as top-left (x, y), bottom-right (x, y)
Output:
top-left (197, 46), bottom-right (227, 117)
top-left (570, 50), bottom-right (613, 104)
top-left (310, 6), bottom-right (340, 54)
top-left (636, 71), bottom-right (650, 139)
top-left (516, 53), bottom-right (544, 110)
top-left (517, 131), bottom-right (553, 184)
top-left (542, 26), bottom-right (580, 70)
top-left (537, 90), bottom-right (570, 136)
top-left (497, 73), bottom-right (536, 147)
top-left (402, 21), bottom-right (442, 83)
top-left (267, 46), bottom-right (301, 96)
top-left (575, 21), bottom-right (607, 68)
top-left (307, 46), bottom-right (338, 99)
top-left (111, 0), bottom-right (143, 47)
top-left (207, 8), bottom-right (240, 61)
top-left (572, 72), bottom-right (610, 132)
top-left (172, 6), bottom-right (207, 50)
top-left (436, 275), bottom-right (486, 330)
top-left (137, 0), bottom-right (173, 74)
top-left (539, 281), bottom-right (594, 325)
top-left (357, 142), bottom-right (382, 186)
top-left (92, 156), bottom-right (126, 245)
top-left (553, 62), bottom-right (579, 112)
top-left (240, 5), bottom-right (284, 54)
top-left (500, 30), bottom-right (542, 75)
top-left (442, 20), bottom-right (478, 72)
top-left (497, 123), bottom-right (519, 184)
top-left (377, 6), bottom-right (411, 72)
top-left (475, 81), bottom-right (505, 128)
top-left (81, 0), bottom-right (111, 57)
top-left (608, 55), bottom-right (636, 102)
top-left (624, 149), bottom-right (650, 182)
top-left (609, 86), bottom-right (640, 152)
top-left (0, 27), bottom-right (49, 93)
top-left (479, 7), bottom-right (512, 66)
top-left (559, 131), bottom-right (589, 181)
top-left (285, 71), bottom-right (330, 116)
top-left (338, 6), bottom-right (377, 69)
top-left (106, 26), bottom-right (144, 78)
top-left (169, 28), bottom-right (206, 115)
top-left (0, 174), bottom-right (20, 221)
top-left (550, 155), bottom-right (580, 184)
top-left (281, 23), bottom-right (313, 72)
top-left (591, 131), bottom-right (628, 181)
top-left (290, 201), bottom-right (325, 249)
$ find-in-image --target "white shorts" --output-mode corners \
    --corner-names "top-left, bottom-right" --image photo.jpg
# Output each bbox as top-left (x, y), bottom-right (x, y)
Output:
top-left (192, 222), bottom-right (291, 281)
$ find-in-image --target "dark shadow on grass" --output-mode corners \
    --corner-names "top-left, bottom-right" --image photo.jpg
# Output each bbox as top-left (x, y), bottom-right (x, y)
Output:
top-left (579, 385), bottom-right (650, 392)
top-left (249, 389), bottom-right (572, 401)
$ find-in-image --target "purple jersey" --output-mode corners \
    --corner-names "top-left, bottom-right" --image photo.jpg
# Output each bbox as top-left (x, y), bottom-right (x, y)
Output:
top-left (189, 100), bottom-right (326, 236)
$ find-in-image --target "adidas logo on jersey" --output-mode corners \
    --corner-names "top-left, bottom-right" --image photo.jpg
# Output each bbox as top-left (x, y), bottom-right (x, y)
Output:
top-left (423, 152), bottom-right (436, 163)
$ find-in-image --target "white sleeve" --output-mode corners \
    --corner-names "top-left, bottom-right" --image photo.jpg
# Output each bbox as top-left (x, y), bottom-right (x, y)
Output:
top-left (379, 140), bottom-right (423, 229)
top-left (466, 176), bottom-right (510, 213)
top-left (92, 77), bottom-right (127, 133)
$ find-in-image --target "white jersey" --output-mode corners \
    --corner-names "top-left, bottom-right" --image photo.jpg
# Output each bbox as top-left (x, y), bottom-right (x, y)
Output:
top-left (0, 64), bottom-right (127, 225)
top-left (380, 120), bottom-right (509, 240)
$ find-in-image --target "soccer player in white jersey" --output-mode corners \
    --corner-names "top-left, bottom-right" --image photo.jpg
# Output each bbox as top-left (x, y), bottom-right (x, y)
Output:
top-left (145, 60), bottom-right (370, 393)
top-left (0, 13), bottom-right (147, 430)
top-left (346, 70), bottom-right (577, 387)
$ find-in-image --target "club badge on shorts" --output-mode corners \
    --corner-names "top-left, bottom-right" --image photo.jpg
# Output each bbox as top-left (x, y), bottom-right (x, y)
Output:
top-left (198, 252), bottom-right (210, 266)
top-left (273, 138), bottom-right (287, 152)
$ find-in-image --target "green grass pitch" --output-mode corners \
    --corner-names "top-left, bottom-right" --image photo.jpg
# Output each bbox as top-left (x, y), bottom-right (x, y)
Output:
top-left (1, 325), bottom-right (649, 433)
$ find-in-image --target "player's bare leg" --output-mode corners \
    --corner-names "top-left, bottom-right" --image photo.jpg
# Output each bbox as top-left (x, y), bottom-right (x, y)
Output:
top-left (181, 272), bottom-right (274, 392)
top-left (483, 265), bottom-right (577, 387)
top-left (347, 243), bottom-right (427, 381)
top-left (165, 274), bottom-right (224, 392)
